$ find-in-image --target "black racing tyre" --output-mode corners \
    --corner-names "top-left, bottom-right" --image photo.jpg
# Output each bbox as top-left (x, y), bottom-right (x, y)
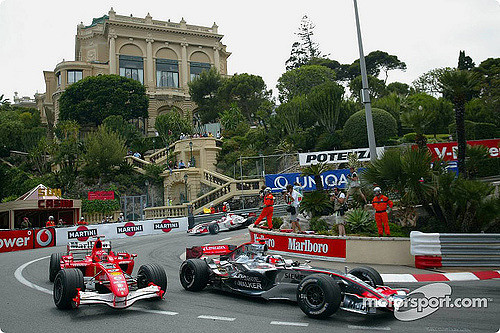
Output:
top-left (297, 274), bottom-right (341, 319)
top-left (244, 216), bottom-right (256, 227)
top-left (53, 269), bottom-right (84, 310)
top-left (179, 259), bottom-right (210, 291)
top-left (137, 263), bottom-right (168, 298)
top-left (348, 266), bottom-right (384, 287)
top-left (208, 223), bottom-right (220, 235)
top-left (49, 252), bottom-right (64, 282)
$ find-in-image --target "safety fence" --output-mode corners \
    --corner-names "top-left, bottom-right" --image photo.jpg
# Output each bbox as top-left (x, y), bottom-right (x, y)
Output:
top-left (192, 204), bottom-right (288, 226)
top-left (410, 231), bottom-right (500, 268)
top-left (0, 217), bottom-right (188, 253)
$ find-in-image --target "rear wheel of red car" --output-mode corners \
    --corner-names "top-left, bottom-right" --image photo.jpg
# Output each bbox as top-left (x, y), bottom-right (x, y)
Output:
top-left (348, 266), bottom-right (383, 287)
top-left (297, 274), bottom-right (341, 319)
top-left (137, 264), bottom-right (167, 299)
top-left (179, 259), bottom-right (209, 291)
top-left (49, 253), bottom-right (64, 282)
top-left (53, 268), bottom-right (84, 310)
top-left (208, 223), bottom-right (219, 234)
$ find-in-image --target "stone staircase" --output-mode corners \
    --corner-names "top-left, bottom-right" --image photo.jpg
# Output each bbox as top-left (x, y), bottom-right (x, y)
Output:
top-left (125, 138), bottom-right (263, 218)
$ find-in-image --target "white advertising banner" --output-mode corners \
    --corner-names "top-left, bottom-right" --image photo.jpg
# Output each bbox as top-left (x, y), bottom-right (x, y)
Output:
top-left (55, 217), bottom-right (188, 246)
top-left (299, 147), bottom-right (385, 166)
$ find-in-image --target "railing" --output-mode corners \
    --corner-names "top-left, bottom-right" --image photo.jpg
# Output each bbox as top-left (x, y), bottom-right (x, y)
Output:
top-left (235, 179), bottom-right (261, 191)
top-left (191, 183), bottom-right (232, 210)
top-left (82, 211), bottom-right (121, 224)
top-left (144, 205), bottom-right (189, 219)
top-left (148, 147), bottom-right (169, 163)
top-left (203, 169), bottom-right (232, 186)
top-left (125, 155), bottom-right (150, 171)
top-left (411, 231), bottom-right (500, 268)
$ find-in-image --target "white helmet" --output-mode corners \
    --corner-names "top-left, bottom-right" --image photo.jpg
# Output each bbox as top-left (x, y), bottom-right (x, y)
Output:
top-left (373, 187), bottom-right (382, 194)
top-left (264, 187), bottom-right (272, 194)
top-left (48, 216), bottom-right (54, 220)
top-left (223, 202), bottom-right (227, 205)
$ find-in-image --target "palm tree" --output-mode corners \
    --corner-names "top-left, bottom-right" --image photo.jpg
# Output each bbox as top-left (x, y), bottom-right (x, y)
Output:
top-left (301, 162), bottom-right (331, 191)
top-left (401, 105), bottom-right (434, 149)
top-left (438, 70), bottom-right (480, 176)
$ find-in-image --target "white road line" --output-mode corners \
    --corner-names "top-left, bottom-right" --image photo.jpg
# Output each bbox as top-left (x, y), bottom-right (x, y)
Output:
top-left (14, 256), bottom-right (52, 295)
top-left (218, 237), bottom-right (231, 242)
top-left (197, 315), bottom-right (236, 321)
top-left (348, 324), bottom-right (391, 331)
top-left (270, 321), bottom-right (309, 327)
top-left (381, 274), bottom-right (418, 283)
top-left (129, 307), bottom-right (178, 316)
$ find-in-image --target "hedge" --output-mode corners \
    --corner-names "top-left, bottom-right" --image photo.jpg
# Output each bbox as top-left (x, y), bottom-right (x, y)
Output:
top-left (449, 121), bottom-right (498, 140)
top-left (343, 108), bottom-right (398, 147)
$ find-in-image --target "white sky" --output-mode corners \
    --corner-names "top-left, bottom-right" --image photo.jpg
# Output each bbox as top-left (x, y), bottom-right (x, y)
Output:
top-left (0, 0), bottom-right (499, 101)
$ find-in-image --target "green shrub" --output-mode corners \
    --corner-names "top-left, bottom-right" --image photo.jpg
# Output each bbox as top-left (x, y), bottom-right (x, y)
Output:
top-left (82, 198), bottom-right (120, 214)
top-left (403, 132), bottom-right (417, 143)
top-left (309, 217), bottom-right (330, 233)
top-left (300, 191), bottom-right (333, 217)
top-left (343, 108), bottom-right (397, 147)
top-left (345, 208), bottom-right (375, 234)
top-left (272, 217), bottom-right (284, 229)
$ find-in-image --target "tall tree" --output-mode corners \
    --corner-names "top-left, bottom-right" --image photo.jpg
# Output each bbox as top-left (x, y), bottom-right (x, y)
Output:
top-left (285, 15), bottom-right (322, 70)
top-left (439, 70), bottom-right (480, 176)
top-left (59, 75), bottom-right (148, 126)
top-left (188, 68), bottom-right (224, 124)
top-left (277, 65), bottom-right (336, 103)
top-left (458, 50), bottom-right (475, 71)
top-left (349, 50), bottom-right (407, 83)
top-left (349, 75), bottom-right (386, 100)
top-left (412, 67), bottom-right (453, 97)
top-left (307, 82), bottom-right (344, 133)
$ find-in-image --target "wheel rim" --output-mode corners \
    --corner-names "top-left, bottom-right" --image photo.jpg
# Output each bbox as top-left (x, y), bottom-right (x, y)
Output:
top-left (183, 265), bottom-right (195, 286)
top-left (303, 284), bottom-right (325, 307)
top-left (54, 278), bottom-right (63, 302)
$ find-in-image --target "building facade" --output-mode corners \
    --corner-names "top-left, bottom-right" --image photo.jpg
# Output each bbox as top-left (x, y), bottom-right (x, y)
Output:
top-left (36, 8), bottom-right (230, 133)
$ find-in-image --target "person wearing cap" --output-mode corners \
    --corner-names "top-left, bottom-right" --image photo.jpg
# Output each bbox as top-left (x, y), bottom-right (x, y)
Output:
top-left (77, 217), bottom-right (88, 225)
top-left (254, 187), bottom-right (274, 229)
top-left (118, 212), bottom-right (125, 223)
top-left (46, 216), bottom-right (56, 228)
top-left (372, 187), bottom-right (393, 237)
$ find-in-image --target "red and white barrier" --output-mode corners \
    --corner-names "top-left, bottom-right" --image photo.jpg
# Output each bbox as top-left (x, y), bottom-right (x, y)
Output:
top-left (250, 229), bottom-right (346, 261)
top-left (0, 228), bottom-right (56, 253)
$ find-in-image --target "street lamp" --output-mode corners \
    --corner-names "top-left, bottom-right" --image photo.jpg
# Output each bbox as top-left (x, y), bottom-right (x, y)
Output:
top-left (353, 0), bottom-right (377, 162)
top-left (183, 173), bottom-right (188, 203)
top-left (189, 141), bottom-right (194, 167)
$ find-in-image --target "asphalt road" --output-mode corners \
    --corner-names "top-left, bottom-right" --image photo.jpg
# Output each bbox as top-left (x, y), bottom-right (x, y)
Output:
top-left (1, 229), bottom-right (499, 333)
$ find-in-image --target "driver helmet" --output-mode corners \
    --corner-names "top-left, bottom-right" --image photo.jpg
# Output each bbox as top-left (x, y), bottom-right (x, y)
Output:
top-left (264, 187), bottom-right (272, 195)
top-left (374, 187), bottom-right (382, 195)
top-left (93, 250), bottom-right (108, 262)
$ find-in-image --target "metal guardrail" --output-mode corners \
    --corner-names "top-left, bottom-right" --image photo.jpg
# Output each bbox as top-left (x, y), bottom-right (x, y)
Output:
top-left (192, 204), bottom-right (288, 226)
top-left (411, 231), bottom-right (500, 268)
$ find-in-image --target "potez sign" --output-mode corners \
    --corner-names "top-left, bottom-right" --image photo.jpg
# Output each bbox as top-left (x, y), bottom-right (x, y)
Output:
top-left (299, 147), bottom-right (384, 166)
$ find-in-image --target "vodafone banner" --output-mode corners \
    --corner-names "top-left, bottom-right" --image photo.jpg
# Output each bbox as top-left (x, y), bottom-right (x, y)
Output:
top-left (426, 139), bottom-right (499, 161)
top-left (0, 230), bottom-right (34, 253)
top-left (55, 217), bottom-right (188, 246)
top-left (250, 230), bottom-right (346, 261)
top-left (299, 147), bottom-right (384, 166)
top-left (34, 228), bottom-right (56, 249)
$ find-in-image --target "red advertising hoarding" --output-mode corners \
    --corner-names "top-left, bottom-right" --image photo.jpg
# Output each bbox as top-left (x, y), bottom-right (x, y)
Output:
top-left (88, 191), bottom-right (115, 201)
top-left (249, 230), bottom-right (346, 261)
top-left (33, 228), bottom-right (56, 249)
top-left (0, 230), bottom-right (34, 253)
top-left (426, 139), bottom-right (499, 161)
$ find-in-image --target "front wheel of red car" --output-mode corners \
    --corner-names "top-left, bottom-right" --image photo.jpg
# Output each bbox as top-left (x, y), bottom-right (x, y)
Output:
top-left (53, 269), bottom-right (84, 310)
top-left (179, 259), bottom-right (209, 291)
top-left (297, 274), bottom-right (341, 319)
top-left (137, 264), bottom-right (168, 299)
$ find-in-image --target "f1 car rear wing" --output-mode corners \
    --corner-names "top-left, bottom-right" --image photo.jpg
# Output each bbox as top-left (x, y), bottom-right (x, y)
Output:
top-left (186, 244), bottom-right (237, 259)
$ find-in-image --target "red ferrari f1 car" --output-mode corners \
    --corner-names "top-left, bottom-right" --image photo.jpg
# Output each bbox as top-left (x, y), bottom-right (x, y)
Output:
top-left (49, 236), bottom-right (167, 310)
top-left (180, 241), bottom-right (409, 319)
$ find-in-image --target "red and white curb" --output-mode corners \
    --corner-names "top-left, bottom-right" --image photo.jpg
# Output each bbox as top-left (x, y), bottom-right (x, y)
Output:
top-left (381, 270), bottom-right (500, 283)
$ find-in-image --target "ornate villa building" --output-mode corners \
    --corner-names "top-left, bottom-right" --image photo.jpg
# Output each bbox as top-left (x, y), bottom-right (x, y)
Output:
top-left (36, 8), bottom-right (231, 133)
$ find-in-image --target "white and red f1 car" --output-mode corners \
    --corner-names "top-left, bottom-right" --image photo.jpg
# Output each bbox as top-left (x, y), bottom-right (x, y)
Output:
top-left (187, 212), bottom-right (256, 235)
top-left (180, 240), bottom-right (409, 319)
top-left (49, 236), bottom-right (167, 310)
